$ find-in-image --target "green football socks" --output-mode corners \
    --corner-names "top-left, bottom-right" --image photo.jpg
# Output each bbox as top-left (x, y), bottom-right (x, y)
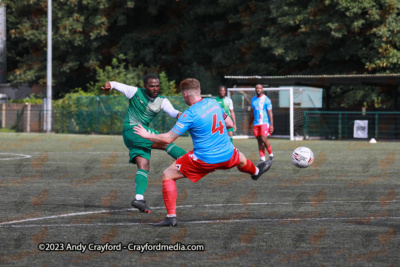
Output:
top-left (135, 169), bottom-right (148, 196)
top-left (166, 143), bottom-right (186, 159)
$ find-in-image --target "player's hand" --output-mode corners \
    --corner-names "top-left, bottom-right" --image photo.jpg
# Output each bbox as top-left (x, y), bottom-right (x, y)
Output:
top-left (133, 125), bottom-right (149, 138)
top-left (177, 112), bottom-right (182, 119)
top-left (234, 124), bottom-right (237, 132)
top-left (270, 125), bottom-right (274, 134)
top-left (101, 82), bottom-right (111, 91)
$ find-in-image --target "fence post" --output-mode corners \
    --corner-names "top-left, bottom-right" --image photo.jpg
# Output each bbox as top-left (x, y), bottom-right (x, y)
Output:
top-left (1, 103), bottom-right (5, 128)
top-left (62, 109), bottom-right (64, 133)
top-left (338, 112), bottom-right (342, 140)
top-left (26, 103), bottom-right (31, 132)
top-left (375, 113), bottom-right (379, 139)
top-left (96, 97), bottom-right (99, 134)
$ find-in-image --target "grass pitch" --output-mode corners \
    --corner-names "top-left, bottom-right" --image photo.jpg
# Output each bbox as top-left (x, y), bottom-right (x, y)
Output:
top-left (0, 133), bottom-right (399, 266)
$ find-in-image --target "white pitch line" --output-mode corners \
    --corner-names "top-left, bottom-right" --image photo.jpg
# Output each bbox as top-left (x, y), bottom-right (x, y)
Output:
top-left (0, 201), bottom-right (398, 226)
top-left (3, 217), bottom-right (400, 228)
top-left (0, 153), bottom-right (32, 160)
top-left (0, 208), bottom-right (135, 226)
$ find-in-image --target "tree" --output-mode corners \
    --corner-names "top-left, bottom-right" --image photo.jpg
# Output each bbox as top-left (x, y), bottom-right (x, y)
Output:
top-left (5, 0), bottom-right (135, 96)
top-left (260, 0), bottom-right (400, 74)
top-left (5, 0), bottom-right (400, 105)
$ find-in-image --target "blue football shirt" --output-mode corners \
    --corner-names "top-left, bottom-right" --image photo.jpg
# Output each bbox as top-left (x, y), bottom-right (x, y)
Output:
top-left (172, 98), bottom-right (234, 164)
top-left (251, 94), bottom-right (272, 126)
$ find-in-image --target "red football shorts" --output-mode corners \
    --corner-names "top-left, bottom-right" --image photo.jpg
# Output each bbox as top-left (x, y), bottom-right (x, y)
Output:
top-left (176, 148), bottom-right (241, 183)
top-left (253, 124), bottom-right (271, 137)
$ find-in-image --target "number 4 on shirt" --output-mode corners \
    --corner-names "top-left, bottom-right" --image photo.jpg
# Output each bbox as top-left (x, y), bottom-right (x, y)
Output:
top-left (211, 114), bottom-right (224, 134)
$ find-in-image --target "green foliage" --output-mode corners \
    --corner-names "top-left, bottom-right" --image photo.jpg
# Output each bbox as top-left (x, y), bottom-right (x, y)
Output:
top-left (330, 85), bottom-right (392, 109)
top-left (85, 55), bottom-right (178, 96)
top-left (5, 0), bottom-right (136, 94)
top-left (53, 88), bottom-right (97, 110)
top-left (5, 0), bottom-right (400, 108)
top-left (9, 94), bottom-right (43, 104)
top-left (260, 0), bottom-right (400, 74)
top-left (53, 93), bottom-right (128, 134)
top-left (86, 55), bottom-right (145, 95)
top-left (159, 71), bottom-right (178, 96)
top-left (0, 127), bottom-right (16, 133)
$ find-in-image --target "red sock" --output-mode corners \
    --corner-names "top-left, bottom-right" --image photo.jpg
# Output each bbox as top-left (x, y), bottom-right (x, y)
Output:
top-left (162, 180), bottom-right (177, 216)
top-left (259, 149), bottom-right (265, 158)
top-left (267, 146), bottom-right (273, 155)
top-left (237, 159), bottom-right (257, 175)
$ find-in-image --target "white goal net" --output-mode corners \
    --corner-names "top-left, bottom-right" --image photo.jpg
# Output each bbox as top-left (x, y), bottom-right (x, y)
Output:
top-left (228, 87), bottom-right (298, 140)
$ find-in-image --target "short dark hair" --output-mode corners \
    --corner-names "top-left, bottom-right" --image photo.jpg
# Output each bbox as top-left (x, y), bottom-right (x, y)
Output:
top-left (219, 85), bottom-right (227, 91)
top-left (143, 73), bottom-right (159, 85)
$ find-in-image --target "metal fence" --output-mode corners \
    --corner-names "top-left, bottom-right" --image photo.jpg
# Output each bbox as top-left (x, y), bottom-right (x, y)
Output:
top-left (304, 111), bottom-right (400, 140)
top-left (0, 108), bottom-right (192, 135)
top-left (0, 95), bottom-right (191, 135)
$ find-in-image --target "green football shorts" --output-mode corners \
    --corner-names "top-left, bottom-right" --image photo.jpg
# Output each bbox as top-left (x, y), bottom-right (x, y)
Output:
top-left (122, 125), bottom-right (160, 164)
top-left (227, 127), bottom-right (234, 133)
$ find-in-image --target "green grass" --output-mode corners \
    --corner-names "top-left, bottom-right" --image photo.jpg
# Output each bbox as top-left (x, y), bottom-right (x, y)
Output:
top-left (0, 133), bottom-right (399, 266)
top-left (0, 128), bottom-right (16, 133)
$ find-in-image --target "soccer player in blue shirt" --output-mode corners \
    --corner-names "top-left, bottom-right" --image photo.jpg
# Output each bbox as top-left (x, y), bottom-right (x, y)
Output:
top-left (250, 84), bottom-right (274, 162)
top-left (134, 78), bottom-right (271, 226)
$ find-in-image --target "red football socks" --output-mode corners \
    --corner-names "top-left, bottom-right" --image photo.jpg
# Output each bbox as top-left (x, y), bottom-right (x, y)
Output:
top-left (162, 180), bottom-right (177, 216)
top-left (259, 149), bottom-right (265, 158)
top-left (267, 146), bottom-right (273, 155)
top-left (237, 159), bottom-right (257, 175)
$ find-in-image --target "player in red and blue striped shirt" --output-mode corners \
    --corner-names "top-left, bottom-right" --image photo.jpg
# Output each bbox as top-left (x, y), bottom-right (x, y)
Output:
top-left (250, 84), bottom-right (274, 162)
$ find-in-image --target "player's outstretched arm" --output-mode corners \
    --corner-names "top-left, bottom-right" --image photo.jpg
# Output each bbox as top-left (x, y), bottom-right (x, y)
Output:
top-left (134, 125), bottom-right (179, 145)
top-left (161, 99), bottom-right (181, 119)
top-left (102, 81), bottom-right (137, 99)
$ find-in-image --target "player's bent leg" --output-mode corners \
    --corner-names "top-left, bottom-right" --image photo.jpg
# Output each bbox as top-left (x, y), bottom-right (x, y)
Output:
top-left (237, 152), bottom-right (257, 175)
top-left (151, 142), bottom-right (168, 150)
top-left (165, 143), bottom-right (187, 159)
top-left (153, 162), bottom-right (185, 227)
top-left (250, 160), bottom-right (272, 180)
top-left (236, 151), bottom-right (271, 180)
top-left (136, 156), bottom-right (150, 172)
top-left (162, 162), bottom-right (186, 181)
top-left (256, 136), bottom-right (266, 162)
top-left (131, 157), bottom-right (152, 213)
top-left (260, 135), bottom-right (273, 161)
top-left (151, 142), bottom-right (186, 159)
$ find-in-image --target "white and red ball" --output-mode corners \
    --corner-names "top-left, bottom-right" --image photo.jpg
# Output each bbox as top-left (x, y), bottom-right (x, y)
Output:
top-left (291, 147), bottom-right (314, 168)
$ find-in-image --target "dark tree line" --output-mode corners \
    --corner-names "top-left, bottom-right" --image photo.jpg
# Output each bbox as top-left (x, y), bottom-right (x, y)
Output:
top-left (4, 0), bottom-right (400, 107)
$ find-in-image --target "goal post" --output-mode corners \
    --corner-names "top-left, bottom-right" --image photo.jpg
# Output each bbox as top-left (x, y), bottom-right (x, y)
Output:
top-left (227, 87), bottom-right (295, 141)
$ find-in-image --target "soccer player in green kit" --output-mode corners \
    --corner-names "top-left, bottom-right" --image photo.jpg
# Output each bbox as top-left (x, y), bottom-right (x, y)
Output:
top-left (102, 74), bottom-right (186, 213)
top-left (215, 85), bottom-right (236, 142)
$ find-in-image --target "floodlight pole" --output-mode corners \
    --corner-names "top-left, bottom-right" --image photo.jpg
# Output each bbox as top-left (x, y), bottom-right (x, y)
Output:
top-left (0, 3), bottom-right (6, 83)
top-left (46, 0), bottom-right (52, 132)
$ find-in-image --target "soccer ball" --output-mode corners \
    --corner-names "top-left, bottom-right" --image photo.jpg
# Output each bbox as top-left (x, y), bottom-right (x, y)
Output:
top-left (292, 147), bottom-right (314, 168)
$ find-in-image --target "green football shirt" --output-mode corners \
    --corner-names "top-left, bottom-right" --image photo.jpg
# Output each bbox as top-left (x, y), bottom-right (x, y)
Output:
top-left (109, 82), bottom-right (179, 127)
top-left (215, 96), bottom-right (234, 118)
